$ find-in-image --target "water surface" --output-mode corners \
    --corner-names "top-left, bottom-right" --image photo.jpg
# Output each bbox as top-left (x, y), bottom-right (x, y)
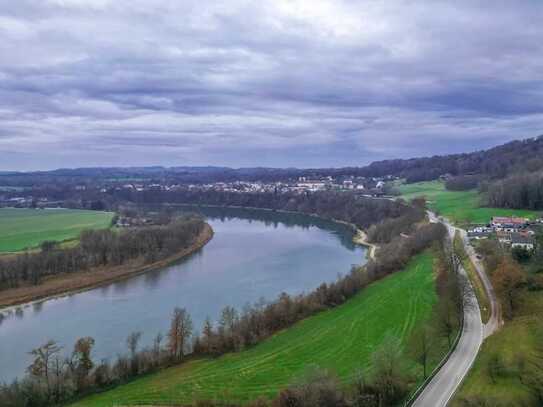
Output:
top-left (0, 207), bottom-right (365, 382)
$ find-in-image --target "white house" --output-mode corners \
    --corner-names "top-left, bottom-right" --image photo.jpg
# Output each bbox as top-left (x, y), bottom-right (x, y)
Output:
top-left (511, 233), bottom-right (535, 251)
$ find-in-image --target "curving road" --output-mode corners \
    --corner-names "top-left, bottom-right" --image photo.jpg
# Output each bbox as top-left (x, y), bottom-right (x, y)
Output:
top-left (412, 212), bottom-right (500, 406)
top-left (456, 227), bottom-right (501, 338)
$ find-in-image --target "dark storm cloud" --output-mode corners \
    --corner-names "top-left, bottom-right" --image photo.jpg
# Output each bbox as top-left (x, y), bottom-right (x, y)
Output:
top-left (0, 0), bottom-right (542, 170)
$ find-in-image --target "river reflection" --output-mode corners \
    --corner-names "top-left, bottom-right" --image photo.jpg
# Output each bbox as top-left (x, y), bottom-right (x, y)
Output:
top-left (0, 207), bottom-right (365, 383)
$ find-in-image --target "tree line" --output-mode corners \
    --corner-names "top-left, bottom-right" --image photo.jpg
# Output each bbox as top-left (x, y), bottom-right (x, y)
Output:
top-left (483, 172), bottom-right (543, 210)
top-left (364, 135), bottom-right (543, 183)
top-left (0, 216), bottom-right (206, 291)
top-left (0, 221), bottom-right (447, 406)
top-left (366, 197), bottom-right (426, 243)
top-left (110, 189), bottom-right (422, 238)
top-left (445, 175), bottom-right (481, 191)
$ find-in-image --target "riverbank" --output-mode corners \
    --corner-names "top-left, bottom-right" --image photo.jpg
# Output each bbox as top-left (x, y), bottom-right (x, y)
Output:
top-left (353, 228), bottom-right (377, 260)
top-left (170, 203), bottom-right (376, 260)
top-left (71, 251), bottom-right (437, 407)
top-left (0, 223), bottom-right (214, 310)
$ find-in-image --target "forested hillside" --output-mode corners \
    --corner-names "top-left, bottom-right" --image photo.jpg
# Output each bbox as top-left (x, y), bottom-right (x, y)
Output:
top-left (484, 172), bottom-right (543, 210)
top-left (364, 135), bottom-right (543, 183)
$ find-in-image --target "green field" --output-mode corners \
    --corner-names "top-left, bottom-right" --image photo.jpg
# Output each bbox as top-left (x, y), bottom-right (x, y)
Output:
top-left (74, 252), bottom-right (439, 406)
top-left (398, 181), bottom-right (539, 225)
top-left (454, 288), bottom-right (543, 406)
top-left (0, 208), bottom-right (114, 252)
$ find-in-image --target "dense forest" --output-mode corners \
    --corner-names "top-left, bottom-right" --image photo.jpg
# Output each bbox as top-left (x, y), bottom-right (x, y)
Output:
top-left (0, 217), bottom-right (206, 291)
top-left (362, 135), bottom-right (543, 183)
top-left (483, 172), bottom-right (543, 210)
top-left (0, 222), bottom-right (449, 407)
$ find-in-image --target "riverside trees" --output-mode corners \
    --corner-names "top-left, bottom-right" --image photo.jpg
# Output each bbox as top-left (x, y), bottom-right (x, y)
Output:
top-left (0, 216), bottom-right (206, 291)
top-left (112, 189), bottom-right (418, 231)
top-left (168, 307), bottom-right (193, 361)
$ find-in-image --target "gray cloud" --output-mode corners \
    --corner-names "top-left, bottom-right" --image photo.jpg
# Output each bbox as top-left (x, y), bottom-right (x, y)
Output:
top-left (0, 0), bottom-right (542, 170)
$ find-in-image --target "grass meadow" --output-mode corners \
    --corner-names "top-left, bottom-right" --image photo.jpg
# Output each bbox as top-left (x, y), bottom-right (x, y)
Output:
top-left (73, 252), bottom-right (443, 406)
top-left (0, 208), bottom-right (114, 252)
top-left (398, 181), bottom-right (539, 225)
top-left (453, 287), bottom-right (543, 406)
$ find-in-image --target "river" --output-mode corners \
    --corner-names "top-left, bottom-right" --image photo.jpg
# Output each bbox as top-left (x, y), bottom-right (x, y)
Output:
top-left (0, 207), bottom-right (366, 383)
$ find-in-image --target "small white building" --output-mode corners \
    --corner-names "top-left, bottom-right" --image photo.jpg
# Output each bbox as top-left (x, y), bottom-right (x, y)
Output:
top-left (511, 233), bottom-right (535, 251)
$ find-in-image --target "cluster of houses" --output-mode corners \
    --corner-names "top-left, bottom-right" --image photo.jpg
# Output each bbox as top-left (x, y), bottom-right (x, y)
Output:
top-left (115, 216), bottom-right (156, 228)
top-left (173, 176), bottom-right (393, 195)
top-left (0, 196), bottom-right (64, 209)
top-left (468, 216), bottom-right (539, 251)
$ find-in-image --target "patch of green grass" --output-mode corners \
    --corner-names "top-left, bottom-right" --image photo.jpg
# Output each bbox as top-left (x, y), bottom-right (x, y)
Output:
top-left (0, 208), bottom-right (114, 252)
top-left (454, 267), bottom-right (543, 406)
top-left (453, 303), bottom-right (541, 405)
top-left (398, 181), bottom-right (539, 225)
top-left (73, 252), bottom-right (438, 406)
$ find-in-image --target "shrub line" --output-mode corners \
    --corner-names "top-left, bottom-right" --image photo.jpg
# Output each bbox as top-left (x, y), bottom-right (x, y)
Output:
top-left (404, 281), bottom-right (465, 405)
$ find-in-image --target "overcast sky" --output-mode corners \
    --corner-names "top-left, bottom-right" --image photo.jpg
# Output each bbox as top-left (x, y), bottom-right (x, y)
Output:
top-left (1, 0), bottom-right (542, 170)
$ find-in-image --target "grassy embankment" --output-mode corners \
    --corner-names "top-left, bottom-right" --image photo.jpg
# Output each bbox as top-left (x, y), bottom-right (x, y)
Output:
top-left (73, 252), bottom-right (446, 406)
top-left (453, 233), bottom-right (491, 324)
top-left (0, 208), bottom-right (114, 253)
top-left (454, 285), bottom-right (543, 405)
top-left (398, 181), bottom-right (538, 225)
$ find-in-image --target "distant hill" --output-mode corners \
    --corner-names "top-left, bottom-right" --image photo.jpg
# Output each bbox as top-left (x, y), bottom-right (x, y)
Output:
top-left (359, 135), bottom-right (543, 183)
top-left (1, 135), bottom-right (542, 186)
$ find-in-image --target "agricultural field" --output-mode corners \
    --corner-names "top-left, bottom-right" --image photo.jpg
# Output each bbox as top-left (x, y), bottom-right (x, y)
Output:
top-left (73, 252), bottom-right (443, 406)
top-left (0, 208), bottom-right (114, 252)
top-left (398, 181), bottom-right (539, 225)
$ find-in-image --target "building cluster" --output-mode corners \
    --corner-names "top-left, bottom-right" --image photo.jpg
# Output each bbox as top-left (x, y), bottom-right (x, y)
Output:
top-left (104, 176), bottom-right (393, 196)
top-left (0, 175), bottom-right (396, 210)
top-left (171, 176), bottom-right (392, 196)
top-left (0, 195), bottom-right (62, 209)
top-left (468, 216), bottom-right (540, 251)
top-left (115, 216), bottom-right (155, 228)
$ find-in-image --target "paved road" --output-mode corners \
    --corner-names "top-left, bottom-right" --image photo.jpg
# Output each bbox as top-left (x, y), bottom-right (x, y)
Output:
top-left (455, 228), bottom-right (501, 338)
top-left (370, 201), bottom-right (501, 405)
top-left (411, 212), bottom-right (496, 407)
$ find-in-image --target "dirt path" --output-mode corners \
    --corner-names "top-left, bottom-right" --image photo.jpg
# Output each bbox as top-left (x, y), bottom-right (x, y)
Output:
top-left (0, 223), bottom-right (214, 310)
top-left (353, 228), bottom-right (378, 260)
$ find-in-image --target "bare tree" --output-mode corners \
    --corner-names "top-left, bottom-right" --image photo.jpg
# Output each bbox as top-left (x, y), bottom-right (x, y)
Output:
top-left (70, 336), bottom-right (95, 391)
top-left (409, 324), bottom-right (434, 379)
top-left (126, 331), bottom-right (142, 375)
top-left (27, 340), bottom-right (62, 401)
top-left (220, 305), bottom-right (238, 334)
top-left (437, 297), bottom-right (459, 347)
top-left (168, 307), bottom-right (193, 361)
top-left (371, 336), bottom-right (409, 405)
top-left (492, 259), bottom-right (525, 319)
top-left (153, 332), bottom-right (163, 365)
